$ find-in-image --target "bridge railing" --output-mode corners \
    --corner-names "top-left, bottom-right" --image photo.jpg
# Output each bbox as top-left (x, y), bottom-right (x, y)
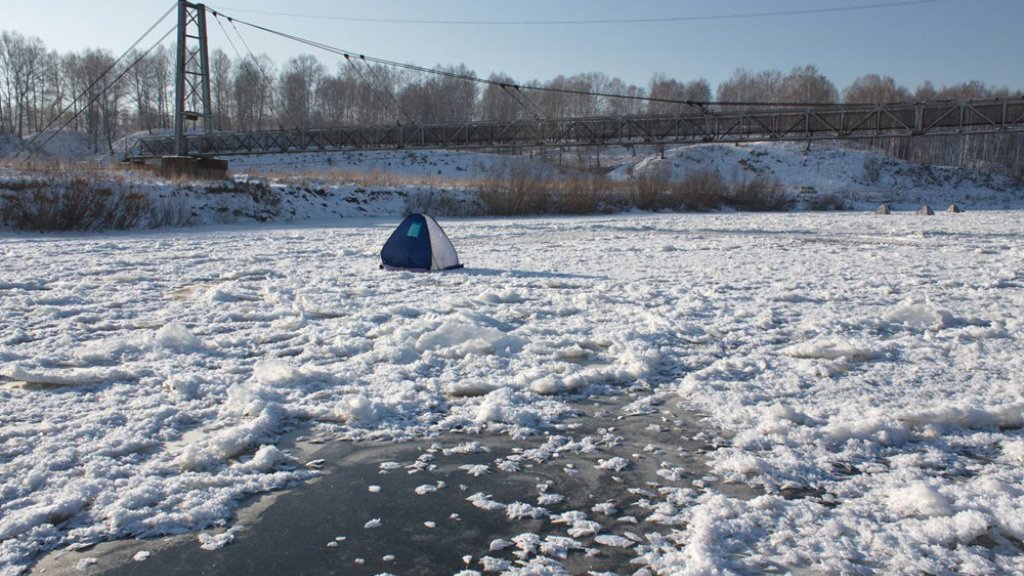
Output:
top-left (125, 97), bottom-right (1024, 160)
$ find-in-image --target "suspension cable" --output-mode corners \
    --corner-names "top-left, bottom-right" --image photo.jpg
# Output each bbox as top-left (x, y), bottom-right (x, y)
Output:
top-left (512, 85), bottom-right (548, 119)
top-left (343, 54), bottom-right (396, 124)
top-left (25, 25), bottom-right (178, 160)
top-left (213, 10), bottom-right (245, 62)
top-left (205, 7), bottom-right (842, 111)
top-left (199, 5), bottom-right (864, 110)
top-left (215, 11), bottom-right (277, 117)
top-left (358, 55), bottom-right (410, 125)
top-left (498, 84), bottom-right (541, 121)
top-left (19, 2), bottom-right (177, 158)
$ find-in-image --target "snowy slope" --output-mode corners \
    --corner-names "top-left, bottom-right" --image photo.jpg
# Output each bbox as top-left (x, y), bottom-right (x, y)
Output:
top-left (228, 148), bottom-right (555, 182)
top-left (0, 135), bottom-right (25, 159)
top-left (0, 173), bottom-right (480, 229)
top-left (14, 131), bottom-right (103, 160)
top-left (152, 144), bottom-right (1024, 222)
top-left (611, 141), bottom-right (1024, 210)
top-left (2, 211), bottom-right (1023, 574)
top-left (225, 143), bottom-right (1024, 213)
top-left (4, 139), bottom-right (1024, 230)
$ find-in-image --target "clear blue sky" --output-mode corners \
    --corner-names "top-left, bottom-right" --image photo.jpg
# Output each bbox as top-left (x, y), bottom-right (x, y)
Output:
top-left (4, 0), bottom-right (1021, 93)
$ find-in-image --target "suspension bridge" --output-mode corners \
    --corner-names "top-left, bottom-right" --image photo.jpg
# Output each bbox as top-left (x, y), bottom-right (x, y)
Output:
top-left (23, 1), bottom-right (1024, 169)
top-left (127, 97), bottom-right (1024, 159)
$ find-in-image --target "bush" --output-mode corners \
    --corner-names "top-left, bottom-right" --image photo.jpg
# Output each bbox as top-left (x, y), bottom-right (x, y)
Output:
top-left (207, 179), bottom-right (279, 207)
top-left (404, 189), bottom-right (481, 217)
top-left (726, 174), bottom-right (794, 211)
top-left (663, 170), bottom-right (728, 211)
top-left (148, 197), bottom-right (196, 228)
top-left (557, 173), bottom-right (600, 214)
top-left (633, 166), bottom-right (670, 210)
top-left (559, 173), bottom-right (628, 214)
top-left (476, 160), bottom-right (553, 215)
top-left (1, 176), bottom-right (152, 231)
top-left (805, 192), bottom-right (851, 211)
top-left (863, 157), bottom-right (882, 184)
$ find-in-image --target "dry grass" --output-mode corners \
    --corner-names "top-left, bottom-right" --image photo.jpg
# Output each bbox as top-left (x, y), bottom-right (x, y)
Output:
top-left (1, 157), bottom-right (113, 173)
top-left (805, 192), bottom-right (851, 211)
top-left (206, 179), bottom-right (280, 207)
top-left (404, 189), bottom-right (481, 217)
top-left (726, 173), bottom-right (795, 211)
top-left (472, 161), bottom-right (799, 216)
top-left (664, 170), bottom-right (728, 211)
top-left (254, 167), bottom-right (475, 191)
top-left (1, 176), bottom-right (149, 231)
top-left (0, 171), bottom-right (194, 231)
top-left (476, 160), bottom-right (555, 215)
top-left (1, 154), bottom-right (805, 230)
top-left (147, 197), bottom-right (196, 228)
top-left (632, 167), bottom-right (671, 210)
top-left (553, 173), bottom-right (625, 214)
top-left (630, 168), bottom-right (730, 212)
top-left (472, 161), bottom-right (636, 216)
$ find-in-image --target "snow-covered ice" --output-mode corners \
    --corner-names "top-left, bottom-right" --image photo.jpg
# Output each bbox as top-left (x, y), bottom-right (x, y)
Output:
top-left (2, 209), bottom-right (1023, 574)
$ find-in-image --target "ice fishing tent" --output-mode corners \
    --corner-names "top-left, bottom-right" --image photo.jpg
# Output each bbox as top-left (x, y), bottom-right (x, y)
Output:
top-left (380, 213), bottom-right (463, 272)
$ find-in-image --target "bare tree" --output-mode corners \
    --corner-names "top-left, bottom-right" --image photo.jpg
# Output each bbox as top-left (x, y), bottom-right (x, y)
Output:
top-left (479, 72), bottom-right (524, 122)
top-left (716, 68), bottom-right (786, 108)
top-left (33, 50), bottom-right (66, 134)
top-left (210, 49), bottom-right (232, 131)
top-left (0, 31), bottom-right (47, 137)
top-left (915, 80), bottom-right (938, 101)
top-left (329, 64), bottom-right (374, 125)
top-left (842, 74), bottom-right (911, 104)
top-left (278, 54), bottom-right (324, 129)
top-left (126, 48), bottom-right (170, 133)
top-left (60, 49), bottom-right (126, 152)
top-left (315, 65), bottom-right (354, 126)
top-left (397, 65), bottom-right (476, 124)
top-left (536, 75), bottom-right (572, 119)
top-left (648, 74), bottom-right (711, 115)
top-left (149, 45), bottom-right (172, 130)
top-left (647, 73), bottom-right (684, 115)
top-left (936, 80), bottom-right (991, 101)
top-left (684, 79), bottom-right (712, 104)
top-left (535, 73), bottom-right (610, 118)
top-left (605, 77), bottom-right (647, 116)
top-left (344, 61), bottom-right (405, 125)
top-left (233, 54), bottom-right (275, 131)
top-left (781, 65), bottom-right (837, 104)
top-left (434, 65), bottom-right (478, 123)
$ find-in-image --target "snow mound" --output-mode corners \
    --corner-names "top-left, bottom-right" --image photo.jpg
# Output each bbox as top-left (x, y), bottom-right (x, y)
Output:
top-left (888, 483), bottom-right (953, 518)
top-left (415, 322), bottom-right (527, 358)
top-left (781, 337), bottom-right (883, 362)
top-left (882, 302), bottom-right (956, 331)
top-left (154, 322), bottom-right (203, 353)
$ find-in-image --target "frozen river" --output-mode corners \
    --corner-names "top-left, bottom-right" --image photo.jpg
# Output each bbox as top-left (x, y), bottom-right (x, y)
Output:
top-left (2, 211), bottom-right (1023, 574)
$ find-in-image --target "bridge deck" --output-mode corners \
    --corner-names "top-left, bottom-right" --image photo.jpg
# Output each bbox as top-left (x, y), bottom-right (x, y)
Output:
top-left (127, 97), bottom-right (1024, 159)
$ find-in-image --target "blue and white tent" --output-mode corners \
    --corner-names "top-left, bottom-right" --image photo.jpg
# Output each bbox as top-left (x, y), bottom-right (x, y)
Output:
top-left (380, 213), bottom-right (463, 272)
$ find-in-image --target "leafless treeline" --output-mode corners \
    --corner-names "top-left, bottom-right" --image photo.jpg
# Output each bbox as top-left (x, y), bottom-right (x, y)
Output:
top-left (1, 30), bottom-right (1022, 176)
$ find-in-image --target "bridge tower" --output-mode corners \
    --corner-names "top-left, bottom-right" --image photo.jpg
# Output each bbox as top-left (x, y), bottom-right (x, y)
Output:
top-left (163, 0), bottom-right (226, 177)
top-left (173, 0), bottom-right (212, 156)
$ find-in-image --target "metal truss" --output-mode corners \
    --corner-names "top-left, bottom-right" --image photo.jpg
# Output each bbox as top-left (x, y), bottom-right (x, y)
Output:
top-left (173, 1), bottom-right (212, 156)
top-left (129, 97), bottom-right (1024, 160)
